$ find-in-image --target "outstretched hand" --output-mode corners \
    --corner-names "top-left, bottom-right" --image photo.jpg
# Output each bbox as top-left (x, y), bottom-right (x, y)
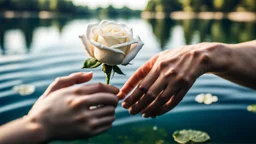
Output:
top-left (118, 43), bottom-right (228, 118)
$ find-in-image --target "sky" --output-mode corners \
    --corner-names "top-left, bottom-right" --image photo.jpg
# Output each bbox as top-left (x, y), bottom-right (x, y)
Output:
top-left (72, 0), bottom-right (148, 10)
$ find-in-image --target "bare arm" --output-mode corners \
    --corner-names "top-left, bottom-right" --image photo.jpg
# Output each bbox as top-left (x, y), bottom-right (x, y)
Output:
top-left (0, 116), bottom-right (45, 144)
top-left (215, 40), bottom-right (256, 89)
top-left (118, 40), bottom-right (256, 118)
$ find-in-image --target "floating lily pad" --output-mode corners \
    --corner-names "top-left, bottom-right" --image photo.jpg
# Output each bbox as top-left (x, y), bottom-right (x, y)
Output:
top-left (13, 84), bottom-right (36, 96)
top-left (247, 104), bottom-right (256, 113)
top-left (173, 129), bottom-right (210, 144)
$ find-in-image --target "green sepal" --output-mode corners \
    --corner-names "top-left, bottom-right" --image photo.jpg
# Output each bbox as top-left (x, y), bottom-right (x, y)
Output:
top-left (102, 64), bottom-right (113, 84)
top-left (82, 58), bottom-right (102, 69)
top-left (113, 65), bottom-right (125, 75)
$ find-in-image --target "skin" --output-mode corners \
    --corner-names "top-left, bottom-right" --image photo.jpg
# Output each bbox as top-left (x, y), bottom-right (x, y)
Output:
top-left (0, 72), bottom-right (119, 144)
top-left (118, 40), bottom-right (256, 118)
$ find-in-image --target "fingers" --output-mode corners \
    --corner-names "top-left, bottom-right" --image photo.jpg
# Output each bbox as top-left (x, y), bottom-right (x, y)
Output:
top-left (155, 87), bottom-right (189, 117)
top-left (90, 116), bottom-right (115, 136)
top-left (118, 54), bottom-right (159, 100)
top-left (122, 69), bottom-right (159, 109)
top-left (43, 72), bottom-right (93, 96)
top-left (141, 84), bottom-right (180, 117)
top-left (91, 106), bottom-right (115, 118)
top-left (74, 83), bottom-right (119, 96)
top-left (91, 123), bottom-right (113, 136)
top-left (79, 93), bottom-right (118, 108)
top-left (128, 77), bottom-right (167, 115)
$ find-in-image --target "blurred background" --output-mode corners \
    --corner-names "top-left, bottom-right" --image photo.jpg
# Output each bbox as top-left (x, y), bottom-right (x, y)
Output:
top-left (0, 0), bottom-right (256, 143)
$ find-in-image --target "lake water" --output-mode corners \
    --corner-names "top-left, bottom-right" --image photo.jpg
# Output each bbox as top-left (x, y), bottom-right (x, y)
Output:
top-left (0, 17), bottom-right (256, 143)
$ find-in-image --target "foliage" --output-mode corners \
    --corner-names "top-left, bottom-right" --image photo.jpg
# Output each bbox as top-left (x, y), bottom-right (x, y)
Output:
top-left (145, 0), bottom-right (256, 12)
top-left (0, 0), bottom-right (141, 16)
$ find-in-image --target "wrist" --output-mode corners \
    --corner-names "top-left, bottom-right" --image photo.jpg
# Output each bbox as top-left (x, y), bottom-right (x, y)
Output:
top-left (0, 116), bottom-right (47, 144)
top-left (201, 42), bottom-right (233, 74)
top-left (23, 115), bottom-right (48, 143)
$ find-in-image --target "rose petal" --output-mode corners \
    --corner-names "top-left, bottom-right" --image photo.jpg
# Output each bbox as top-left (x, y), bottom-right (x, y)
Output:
top-left (91, 26), bottom-right (100, 40)
top-left (89, 39), bottom-right (125, 55)
top-left (99, 21), bottom-right (121, 36)
top-left (121, 36), bottom-right (144, 65)
top-left (111, 38), bottom-right (138, 49)
top-left (79, 35), bottom-right (94, 57)
top-left (99, 20), bottom-right (112, 26)
top-left (119, 24), bottom-right (133, 36)
top-left (87, 22), bottom-right (100, 39)
top-left (94, 47), bottom-right (125, 65)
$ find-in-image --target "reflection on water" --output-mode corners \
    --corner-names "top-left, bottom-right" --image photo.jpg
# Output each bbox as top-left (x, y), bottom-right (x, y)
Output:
top-left (0, 18), bottom-right (70, 55)
top-left (1, 17), bottom-right (256, 54)
top-left (1, 17), bottom-right (256, 143)
top-left (146, 18), bottom-right (256, 49)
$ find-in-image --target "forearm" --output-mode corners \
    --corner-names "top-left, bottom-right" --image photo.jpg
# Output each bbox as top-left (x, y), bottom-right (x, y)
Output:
top-left (0, 116), bottom-right (46, 144)
top-left (211, 40), bottom-right (256, 89)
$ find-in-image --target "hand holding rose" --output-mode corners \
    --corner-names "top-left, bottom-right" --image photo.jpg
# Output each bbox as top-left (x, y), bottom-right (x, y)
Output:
top-left (0, 72), bottom-right (119, 143)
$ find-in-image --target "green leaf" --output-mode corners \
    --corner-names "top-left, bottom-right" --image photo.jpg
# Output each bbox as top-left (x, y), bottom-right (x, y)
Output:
top-left (247, 104), bottom-right (256, 113)
top-left (82, 58), bottom-right (101, 69)
top-left (173, 129), bottom-right (210, 144)
top-left (113, 65), bottom-right (125, 75)
top-left (102, 64), bottom-right (113, 84)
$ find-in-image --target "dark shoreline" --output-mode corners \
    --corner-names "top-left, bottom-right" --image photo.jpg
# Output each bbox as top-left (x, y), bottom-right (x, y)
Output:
top-left (142, 11), bottom-right (256, 22)
top-left (0, 10), bottom-right (141, 19)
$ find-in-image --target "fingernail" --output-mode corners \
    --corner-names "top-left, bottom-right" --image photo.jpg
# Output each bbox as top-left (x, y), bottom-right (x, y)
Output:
top-left (142, 114), bottom-right (148, 118)
top-left (122, 102), bottom-right (129, 109)
top-left (129, 108), bottom-right (136, 115)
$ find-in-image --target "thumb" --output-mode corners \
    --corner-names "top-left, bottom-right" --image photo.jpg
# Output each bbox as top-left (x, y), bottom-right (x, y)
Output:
top-left (43, 72), bottom-right (93, 97)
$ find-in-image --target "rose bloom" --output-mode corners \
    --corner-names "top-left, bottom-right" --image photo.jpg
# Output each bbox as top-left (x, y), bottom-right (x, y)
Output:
top-left (79, 20), bottom-right (144, 66)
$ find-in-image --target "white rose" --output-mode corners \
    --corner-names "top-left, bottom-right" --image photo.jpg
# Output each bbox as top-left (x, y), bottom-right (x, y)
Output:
top-left (79, 20), bottom-right (144, 66)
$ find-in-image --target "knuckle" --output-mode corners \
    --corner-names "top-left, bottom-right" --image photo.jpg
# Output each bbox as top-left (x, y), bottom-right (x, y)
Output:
top-left (138, 85), bottom-right (147, 93)
top-left (54, 77), bottom-right (63, 84)
top-left (164, 68), bottom-right (177, 78)
top-left (74, 113), bottom-right (91, 123)
top-left (72, 87), bottom-right (83, 95)
top-left (83, 113), bottom-right (91, 120)
top-left (158, 61), bottom-right (168, 70)
top-left (176, 74), bottom-right (191, 84)
top-left (146, 90), bottom-right (158, 99)
top-left (189, 50), bottom-right (200, 57)
top-left (66, 97), bottom-right (75, 107)
top-left (69, 97), bottom-right (87, 109)
top-left (88, 119), bottom-right (98, 128)
top-left (158, 95), bottom-right (170, 102)
top-left (95, 83), bottom-right (104, 90)
top-left (199, 53), bottom-right (210, 64)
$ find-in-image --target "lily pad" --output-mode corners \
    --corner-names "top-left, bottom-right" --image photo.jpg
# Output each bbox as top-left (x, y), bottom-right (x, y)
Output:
top-left (247, 104), bottom-right (256, 113)
top-left (173, 129), bottom-right (210, 144)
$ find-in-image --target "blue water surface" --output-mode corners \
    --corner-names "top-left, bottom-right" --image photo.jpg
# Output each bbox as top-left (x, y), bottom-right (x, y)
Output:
top-left (0, 17), bottom-right (256, 143)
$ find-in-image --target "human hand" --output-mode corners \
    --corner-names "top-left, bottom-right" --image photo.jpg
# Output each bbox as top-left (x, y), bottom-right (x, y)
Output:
top-left (28, 72), bottom-right (119, 142)
top-left (118, 43), bottom-right (231, 118)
